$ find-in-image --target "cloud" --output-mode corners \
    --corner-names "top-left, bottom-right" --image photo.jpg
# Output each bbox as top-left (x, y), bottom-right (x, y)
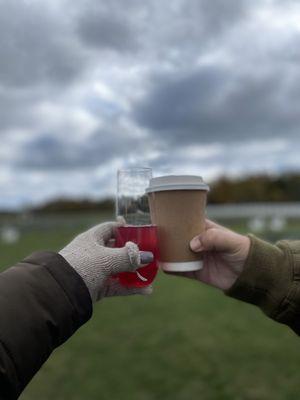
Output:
top-left (77, 7), bottom-right (139, 52)
top-left (0, 0), bottom-right (86, 89)
top-left (0, 0), bottom-right (300, 209)
top-left (133, 60), bottom-right (300, 144)
top-left (159, 0), bottom-right (250, 50)
top-left (13, 130), bottom-right (125, 170)
top-left (11, 109), bottom-right (148, 171)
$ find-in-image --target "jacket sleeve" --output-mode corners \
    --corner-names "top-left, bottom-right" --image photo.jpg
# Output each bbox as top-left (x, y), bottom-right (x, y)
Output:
top-left (0, 251), bottom-right (93, 399)
top-left (226, 235), bottom-right (300, 335)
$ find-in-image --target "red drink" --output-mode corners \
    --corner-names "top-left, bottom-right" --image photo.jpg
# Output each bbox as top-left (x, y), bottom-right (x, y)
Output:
top-left (115, 225), bottom-right (159, 287)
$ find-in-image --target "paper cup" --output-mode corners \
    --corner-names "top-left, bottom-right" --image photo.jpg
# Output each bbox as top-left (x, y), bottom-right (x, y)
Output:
top-left (146, 175), bottom-right (209, 272)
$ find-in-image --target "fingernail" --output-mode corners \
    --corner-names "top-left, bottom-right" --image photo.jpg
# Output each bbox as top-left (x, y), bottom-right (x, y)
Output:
top-left (190, 236), bottom-right (203, 252)
top-left (140, 251), bottom-right (154, 264)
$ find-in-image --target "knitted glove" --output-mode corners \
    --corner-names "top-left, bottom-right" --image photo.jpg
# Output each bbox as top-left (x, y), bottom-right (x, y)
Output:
top-left (59, 222), bottom-right (153, 302)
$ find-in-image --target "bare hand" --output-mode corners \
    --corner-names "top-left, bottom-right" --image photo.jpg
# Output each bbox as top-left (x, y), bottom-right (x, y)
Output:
top-left (167, 219), bottom-right (251, 291)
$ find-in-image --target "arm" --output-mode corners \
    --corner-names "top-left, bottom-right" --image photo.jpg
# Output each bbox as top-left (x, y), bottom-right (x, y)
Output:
top-left (168, 219), bottom-right (300, 335)
top-left (0, 251), bottom-right (92, 399)
top-left (0, 222), bottom-right (152, 398)
top-left (226, 235), bottom-right (300, 334)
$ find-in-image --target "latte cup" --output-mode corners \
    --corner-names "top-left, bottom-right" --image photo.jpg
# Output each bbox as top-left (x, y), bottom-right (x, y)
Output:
top-left (146, 175), bottom-right (209, 272)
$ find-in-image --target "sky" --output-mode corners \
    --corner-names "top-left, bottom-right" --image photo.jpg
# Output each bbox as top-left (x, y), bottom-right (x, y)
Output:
top-left (0, 0), bottom-right (300, 209)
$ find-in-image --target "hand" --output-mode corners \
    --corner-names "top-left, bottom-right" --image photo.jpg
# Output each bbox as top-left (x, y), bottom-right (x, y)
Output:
top-left (59, 222), bottom-right (153, 302)
top-left (168, 219), bottom-right (251, 291)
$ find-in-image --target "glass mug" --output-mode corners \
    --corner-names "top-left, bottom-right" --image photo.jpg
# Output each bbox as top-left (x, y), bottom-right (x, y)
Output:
top-left (114, 168), bottom-right (159, 287)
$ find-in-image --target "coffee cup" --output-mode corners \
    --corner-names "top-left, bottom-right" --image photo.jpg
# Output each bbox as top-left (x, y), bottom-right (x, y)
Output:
top-left (146, 175), bottom-right (209, 272)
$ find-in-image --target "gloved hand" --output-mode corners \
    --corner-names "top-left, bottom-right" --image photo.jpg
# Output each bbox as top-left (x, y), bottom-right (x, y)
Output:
top-left (59, 221), bottom-right (153, 302)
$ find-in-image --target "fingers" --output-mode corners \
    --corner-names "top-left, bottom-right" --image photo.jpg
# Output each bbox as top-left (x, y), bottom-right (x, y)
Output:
top-left (116, 216), bottom-right (126, 226)
top-left (90, 221), bottom-right (118, 245)
top-left (107, 238), bottom-right (116, 248)
top-left (190, 227), bottom-right (242, 254)
top-left (105, 241), bottom-right (154, 274)
top-left (138, 285), bottom-right (153, 295)
top-left (91, 219), bottom-right (126, 245)
top-left (205, 219), bottom-right (227, 231)
top-left (205, 219), bottom-right (220, 229)
top-left (101, 279), bottom-right (153, 299)
top-left (190, 235), bottom-right (204, 252)
top-left (117, 284), bottom-right (153, 297)
top-left (189, 219), bottom-right (222, 251)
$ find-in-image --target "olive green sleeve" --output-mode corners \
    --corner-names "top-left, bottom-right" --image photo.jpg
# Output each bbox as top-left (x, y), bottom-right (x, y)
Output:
top-left (226, 235), bottom-right (300, 335)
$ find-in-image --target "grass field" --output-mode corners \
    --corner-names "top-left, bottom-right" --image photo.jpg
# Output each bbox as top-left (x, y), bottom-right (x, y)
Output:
top-left (1, 214), bottom-right (300, 399)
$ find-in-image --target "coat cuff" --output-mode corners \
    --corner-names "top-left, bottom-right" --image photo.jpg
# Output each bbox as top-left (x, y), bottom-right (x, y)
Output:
top-left (24, 251), bottom-right (93, 327)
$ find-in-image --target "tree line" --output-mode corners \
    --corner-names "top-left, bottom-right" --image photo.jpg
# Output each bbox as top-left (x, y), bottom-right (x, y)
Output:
top-left (209, 173), bottom-right (300, 204)
top-left (31, 173), bottom-right (300, 213)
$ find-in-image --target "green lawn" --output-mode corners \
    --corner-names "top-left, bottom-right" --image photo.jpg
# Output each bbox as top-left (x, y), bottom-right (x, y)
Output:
top-left (1, 215), bottom-right (300, 399)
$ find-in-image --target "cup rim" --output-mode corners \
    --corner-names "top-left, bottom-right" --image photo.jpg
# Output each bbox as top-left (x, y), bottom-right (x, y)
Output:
top-left (146, 175), bottom-right (210, 193)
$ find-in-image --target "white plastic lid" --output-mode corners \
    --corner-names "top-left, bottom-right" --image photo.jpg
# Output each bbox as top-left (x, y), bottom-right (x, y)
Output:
top-left (146, 175), bottom-right (209, 193)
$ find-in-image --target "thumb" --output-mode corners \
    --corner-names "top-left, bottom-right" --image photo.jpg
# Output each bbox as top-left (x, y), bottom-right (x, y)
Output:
top-left (109, 283), bottom-right (153, 297)
top-left (105, 241), bottom-right (154, 274)
top-left (190, 228), bottom-right (240, 254)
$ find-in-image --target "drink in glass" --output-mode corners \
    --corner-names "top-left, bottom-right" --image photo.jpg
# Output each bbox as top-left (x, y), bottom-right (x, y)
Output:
top-left (115, 168), bottom-right (159, 287)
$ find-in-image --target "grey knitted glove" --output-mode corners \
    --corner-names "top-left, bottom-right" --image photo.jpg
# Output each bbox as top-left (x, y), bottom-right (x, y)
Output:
top-left (59, 221), bottom-right (153, 302)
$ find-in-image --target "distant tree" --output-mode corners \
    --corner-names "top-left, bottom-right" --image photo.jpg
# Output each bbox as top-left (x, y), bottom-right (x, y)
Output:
top-left (209, 173), bottom-right (300, 203)
top-left (33, 198), bottom-right (114, 213)
top-left (27, 172), bottom-right (300, 212)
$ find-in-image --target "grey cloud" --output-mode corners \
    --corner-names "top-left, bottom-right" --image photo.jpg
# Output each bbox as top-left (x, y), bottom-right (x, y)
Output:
top-left (195, 0), bottom-right (249, 32)
top-left (0, 91), bottom-right (33, 132)
top-left (0, 87), bottom-right (66, 134)
top-left (133, 0), bottom-right (253, 66)
top-left (77, 9), bottom-right (138, 52)
top-left (167, 0), bottom-right (250, 45)
top-left (133, 65), bottom-right (300, 144)
top-left (0, 0), bottom-right (92, 140)
top-left (13, 128), bottom-right (141, 171)
top-left (0, 0), bottom-right (85, 88)
top-left (75, 0), bottom-right (249, 58)
top-left (148, 139), bottom-right (297, 180)
top-left (1, 0), bottom-right (300, 209)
